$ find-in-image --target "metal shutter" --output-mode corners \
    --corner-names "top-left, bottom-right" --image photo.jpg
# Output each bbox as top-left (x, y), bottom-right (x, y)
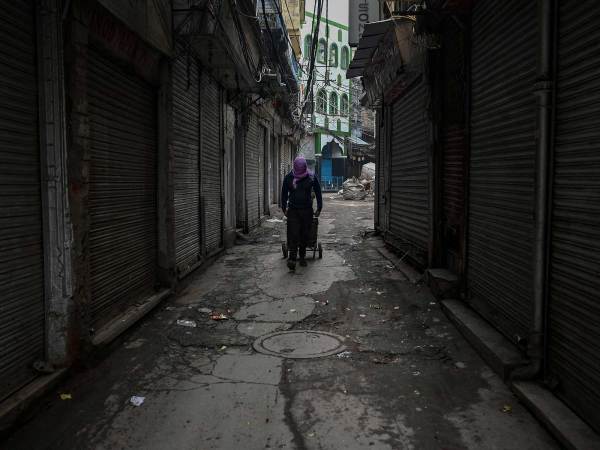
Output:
top-left (258, 125), bottom-right (265, 218)
top-left (245, 113), bottom-right (260, 230)
top-left (466, 0), bottom-right (537, 342)
top-left (547, 0), bottom-right (600, 432)
top-left (388, 80), bottom-right (430, 264)
top-left (173, 54), bottom-right (201, 275)
top-left (442, 125), bottom-right (466, 270)
top-left (200, 73), bottom-right (223, 253)
top-left (376, 108), bottom-right (387, 231)
top-left (441, 17), bottom-right (466, 272)
top-left (88, 47), bottom-right (158, 328)
top-left (0, 0), bottom-right (45, 400)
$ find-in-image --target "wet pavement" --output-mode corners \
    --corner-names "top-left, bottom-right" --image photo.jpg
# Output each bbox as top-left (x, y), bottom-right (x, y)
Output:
top-left (3, 198), bottom-right (559, 449)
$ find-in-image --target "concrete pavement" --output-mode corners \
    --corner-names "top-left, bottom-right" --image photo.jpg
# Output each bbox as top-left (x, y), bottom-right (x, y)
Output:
top-left (3, 198), bottom-right (559, 450)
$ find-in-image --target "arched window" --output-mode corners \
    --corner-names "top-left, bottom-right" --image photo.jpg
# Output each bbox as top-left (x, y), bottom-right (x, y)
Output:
top-left (341, 46), bottom-right (350, 69)
top-left (317, 39), bottom-right (327, 64)
top-left (329, 92), bottom-right (338, 115)
top-left (329, 43), bottom-right (338, 67)
top-left (304, 35), bottom-right (312, 57)
top-left (316, 89), bottom-right (327, 114)
top-left (340, 94), bottom-right (349, 115)
top-left (337, 74), bottom-right (342, 86)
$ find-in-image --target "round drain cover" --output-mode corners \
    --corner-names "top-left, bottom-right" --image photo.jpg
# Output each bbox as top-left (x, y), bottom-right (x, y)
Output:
top-left (253, 330), bottom-right (346, 359)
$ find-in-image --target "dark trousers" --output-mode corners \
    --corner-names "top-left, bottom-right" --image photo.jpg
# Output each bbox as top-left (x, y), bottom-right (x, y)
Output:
top-left (287, 207), bottom-right (313, 260)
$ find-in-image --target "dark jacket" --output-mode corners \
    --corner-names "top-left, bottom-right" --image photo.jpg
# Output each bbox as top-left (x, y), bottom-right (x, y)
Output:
top-left (281, 172), bottom-right (323, 212)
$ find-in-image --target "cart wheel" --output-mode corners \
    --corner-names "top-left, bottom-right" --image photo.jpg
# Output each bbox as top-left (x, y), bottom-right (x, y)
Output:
top-left (282, 243), bottom-right (288, 259)
top-left (318, 243), bottom-right (323, 259)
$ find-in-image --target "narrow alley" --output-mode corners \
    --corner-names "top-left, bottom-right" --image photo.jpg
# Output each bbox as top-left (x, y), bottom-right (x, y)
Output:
top-left (2, 0), bottom-right (600, 448)
top-left (4, 200), bottom-right (558, 449)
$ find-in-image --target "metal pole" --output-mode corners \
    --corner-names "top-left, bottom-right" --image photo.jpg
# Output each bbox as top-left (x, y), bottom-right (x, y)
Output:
top-left (512, 0), bottom-right (553, 380)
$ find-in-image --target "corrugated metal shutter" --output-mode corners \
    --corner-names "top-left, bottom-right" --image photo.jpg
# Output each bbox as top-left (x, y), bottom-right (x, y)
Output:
top-left (200, 73), bottom-right (223, 253)
top-left (88, 47), bottom-right (158, 328)
top-left (466, 0), bottom-right (537, 342)
top-left (441, 17), bottom-right (466, 272)
top-left (173, 53), bottom-right (201, 275)
top-left (376, 108), bottom-right (386, 231)
top-left (547, 0), bottom-right (600, 432)
top-left (388, 80), bottom-right (430, 264)
top-left (200, 72), bottom-right (222, 253)
top-left (258, 125), bottom-right (265, 218)
top-left (245, 113), bottom-right (260, 230)
top-left (0, 0), bottom-right (45, 400)
top-left (442, 125), bottom-right (466, 271)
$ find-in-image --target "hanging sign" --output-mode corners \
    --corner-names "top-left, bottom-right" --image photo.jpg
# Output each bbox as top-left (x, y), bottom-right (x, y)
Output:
top-left (348, 0), bottom-right (380, 47)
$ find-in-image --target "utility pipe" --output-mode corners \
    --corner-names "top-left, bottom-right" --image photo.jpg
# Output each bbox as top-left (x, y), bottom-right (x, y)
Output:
top-left (511, 0), bottom-right (553, 380)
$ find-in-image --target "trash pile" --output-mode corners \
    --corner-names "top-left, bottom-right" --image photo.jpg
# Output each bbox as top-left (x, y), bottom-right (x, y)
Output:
top-left (342, 177), bottom-right (367, 200)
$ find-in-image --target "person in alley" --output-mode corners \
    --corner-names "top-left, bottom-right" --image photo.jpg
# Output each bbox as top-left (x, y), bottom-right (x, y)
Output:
top-left (281, 155), bottom-right (323, 271)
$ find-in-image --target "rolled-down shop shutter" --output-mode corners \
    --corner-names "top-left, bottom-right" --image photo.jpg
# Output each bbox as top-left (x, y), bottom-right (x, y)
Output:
top-left (441, 17), bottom-right (466, 273)
top-left (173, 53), bottom-right (201, 275)
top-left (376, 108), bottom-right (387, 232)
top-left (388, 79), bottom-right (430, 265)
top-left (466, 0), bottom-right (537, 343)
top-left (245, 113), bottom-right (260, 230)
top-left (0, 0), bottom-right (45, 400)
top-left (547, 0), bottom-right (600, 432)
top-left (258, 125), bottom-right (265, 219)
top-left (201, 72), bottom-right (223, 254)
top-left (88, 47), bottom-right (158, 328)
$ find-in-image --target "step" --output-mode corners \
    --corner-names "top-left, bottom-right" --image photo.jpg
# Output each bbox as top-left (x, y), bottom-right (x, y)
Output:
top-left (512, 381), bottom-right (600, 450)
top-left (441, 299), bottom-right (526, 380)
top-left (426, 268), bottom-right (459, 299)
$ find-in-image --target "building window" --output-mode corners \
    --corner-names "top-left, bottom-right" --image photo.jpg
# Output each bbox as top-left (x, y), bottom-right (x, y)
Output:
top-left (337, 74), bottom-right (342, 86)
top-left (304, 35), bottom-right (312, 56)
top-left (317, 38), bottom-right (327, 64)
top-left (316, 89), bottom-right (327, 114)
top-left (337, 119), bottom-right (341, 131)
top-left (338, 29), bottom-right (342, 42)
top-left (341, 94), bottom-right (349, 115)
top-left (329, 43), bottom-right (338, 67)
top-left (341, 46), bottom-right (350, 69)
top-left (329, 92), bottom-right (338, 115)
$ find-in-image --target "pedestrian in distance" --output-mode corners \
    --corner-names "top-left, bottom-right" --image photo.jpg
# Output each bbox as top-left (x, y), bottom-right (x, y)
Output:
top-left (281, 155), bottom-right (323, 271)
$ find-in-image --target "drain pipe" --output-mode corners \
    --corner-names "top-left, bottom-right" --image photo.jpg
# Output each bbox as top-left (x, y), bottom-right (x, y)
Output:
top-left (511, 0), bottom-right (553, 380)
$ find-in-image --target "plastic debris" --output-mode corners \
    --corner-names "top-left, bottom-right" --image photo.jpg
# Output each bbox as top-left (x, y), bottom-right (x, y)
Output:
top-left (502, 404), bottom-right (512, 414)
top-left (359, 314), bottom-right (366, 318)
top-left (412, 371), bottom-right (421, 376)
top-left (415, 407), bottom-right (423, 412)
top-left (219, 345), bottom-right (227, 351)
top-left (455, 361), bottom-right (466, 369)
top-left (198, 307), bottom-right (212, 314)
top-left (393, 306), bottom-right (400, 310)
top-left (210, 313), bottom-right (229, 321)
top-left (176, 319), bottom-right (197, 328)
top-left (59, 393), bottom-right (72, 400)
top-left (369, 304), bottom-right (382, 309)
top-left (336, 351), bottom-right (352, 359)
top-left (130, 396), bottom-right (145, 407)
top-left (289, 309), bottom-right (297, 313)
top-left (376, 291), bottom-right (384, 295)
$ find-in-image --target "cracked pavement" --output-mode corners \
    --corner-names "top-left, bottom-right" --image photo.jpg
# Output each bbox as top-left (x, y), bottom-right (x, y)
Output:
top-left (4, 199), bottom-right (559, 449)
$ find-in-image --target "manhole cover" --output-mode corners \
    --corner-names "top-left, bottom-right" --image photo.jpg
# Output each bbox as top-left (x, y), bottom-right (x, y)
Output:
top-left (253, 330), bottom-right (346, 359)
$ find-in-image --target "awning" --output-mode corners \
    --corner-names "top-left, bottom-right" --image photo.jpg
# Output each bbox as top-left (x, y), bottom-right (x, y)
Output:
top-left (346, 20), bottom-right (394, 78)
top-left (348, 135), bottom-right (369, 146)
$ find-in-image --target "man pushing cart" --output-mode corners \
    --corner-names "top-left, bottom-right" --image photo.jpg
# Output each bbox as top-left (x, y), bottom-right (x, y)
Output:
top-left (281, 156), bottom-right (323, 271)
